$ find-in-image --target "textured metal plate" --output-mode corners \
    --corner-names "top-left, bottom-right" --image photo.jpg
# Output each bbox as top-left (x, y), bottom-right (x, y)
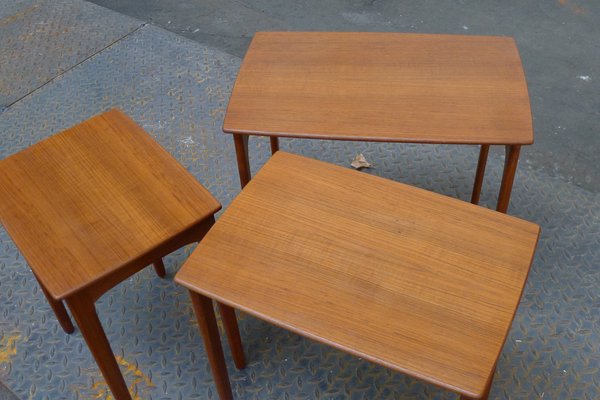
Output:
top-left (0, 382), bottom-right (18, 400)
top-left (0, 0), bottom-right (142, 108)
top-left (0, 3), bottom-right (599, 399)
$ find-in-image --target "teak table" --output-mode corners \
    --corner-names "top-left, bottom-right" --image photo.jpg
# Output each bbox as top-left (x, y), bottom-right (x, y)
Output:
top-left (223, 32), bottom-right (533, 213)
top-left (0, 109), bottom-right (242, 400)
top-left (176, 151), bottom-right (540, 400)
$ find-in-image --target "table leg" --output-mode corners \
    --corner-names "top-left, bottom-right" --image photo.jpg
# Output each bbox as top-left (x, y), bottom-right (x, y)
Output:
top-left (189, 291), bottom-right (234, 400)
top-left (270, 137), bottom-right (279, 154)
top-left (38, 280), bottom-right (74, 334)
top-left (153, 258), bottom-right (166, 278)
top-left (233, 134), bottom-right (251, 189)
top-left (66, 293), bottom-right (131, 400)
top-left (218, 303), bottom-right (246, 369)
top-left (471, 145), bottom-right (489, 205)
top-left (496, 145), bottom-right (521, 213)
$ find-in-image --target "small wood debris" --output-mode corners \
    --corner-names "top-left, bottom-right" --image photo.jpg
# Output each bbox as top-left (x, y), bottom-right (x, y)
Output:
top-left (350, 153), bottom-right (372, 170)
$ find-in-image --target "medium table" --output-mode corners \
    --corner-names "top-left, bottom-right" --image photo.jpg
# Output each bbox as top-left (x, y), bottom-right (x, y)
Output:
top-left (175, 151), bottom-right (540, 400)
top-left (223, 32), bottom-right (533, 213)
top-left (0, 109), bottom-right (243, 400)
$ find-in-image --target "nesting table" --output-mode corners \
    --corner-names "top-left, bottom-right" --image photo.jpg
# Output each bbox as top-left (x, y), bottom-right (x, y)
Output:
top-left (0, 109), bottom-right (242, 400)
top-left (224, 32), bottom-right (533, 212)
top-left (176, 151), bottom-right (540, 400)
top-left (0, 32), bottom-right (538, 400)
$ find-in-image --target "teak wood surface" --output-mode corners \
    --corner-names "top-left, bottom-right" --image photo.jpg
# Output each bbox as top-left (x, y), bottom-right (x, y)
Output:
top-left (0, 108), bottom-right (220, 300)
top-left (223, 32), bottom-right (533, 212)
top-left (176, 151), bottom-right (540, 399)
top-left (0, 109), bottom-right (239, 400)
top-left (224, 32), bottom-right (532, 144)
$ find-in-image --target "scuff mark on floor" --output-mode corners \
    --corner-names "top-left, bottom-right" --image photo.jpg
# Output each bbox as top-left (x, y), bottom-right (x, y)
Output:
top-left (0, 334), bottom-right (21, 366)
top-left (71, 355), bottom-right (155, 400)
top-left (0, 4), bottom-right (40, 27)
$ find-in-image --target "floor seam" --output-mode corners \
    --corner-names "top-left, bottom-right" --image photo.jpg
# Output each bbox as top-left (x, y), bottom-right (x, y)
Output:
top-left (2, 22), bottom-right (147, 113)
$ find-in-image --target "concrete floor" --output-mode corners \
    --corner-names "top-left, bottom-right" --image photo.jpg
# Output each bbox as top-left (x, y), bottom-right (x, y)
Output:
top-left (91, 0), bottom-right (600, 194)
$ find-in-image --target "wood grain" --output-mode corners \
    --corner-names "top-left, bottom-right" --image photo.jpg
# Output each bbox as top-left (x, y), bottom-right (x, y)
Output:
top-left (471, 145), bottom-right (490, 205)
top-left (38, 279), bottom-right (74, 334)
top-left (496, 145), bottom-right (521, 213)
top-left (217, 303), bottom-right (246, 369)
top-left (67, 292), bottom-right (131, 399)
top-left (224, 32), bottom-right (533, 145)
top-left (176, 151), bottom-right (540, 399)
top-left (233, 134), bottom-right (251, 188)
top-left (189, 292), bottom-right (234, 400)
top-left (0, 108), bottom-right (221, 300)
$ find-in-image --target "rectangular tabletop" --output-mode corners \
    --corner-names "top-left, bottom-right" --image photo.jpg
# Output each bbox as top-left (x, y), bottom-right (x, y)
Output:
top-left (0, 109), bottom-right (220, 300)
top-left (176, 151), bottom-right (540, 398)
top-left (224, 32), bottom-right (533, 145)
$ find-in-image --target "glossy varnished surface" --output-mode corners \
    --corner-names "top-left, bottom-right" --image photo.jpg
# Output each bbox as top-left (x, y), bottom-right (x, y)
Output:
top-left (0, 109), bottom-right (220, 300)
top-left (176, 151), bottom-right (540, 398)
top-left (224, 32), bottom-right (533, 144)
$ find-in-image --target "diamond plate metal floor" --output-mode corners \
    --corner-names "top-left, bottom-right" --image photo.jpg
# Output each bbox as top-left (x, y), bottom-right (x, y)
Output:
top-left (0, 0), bottom-right (142, 109)
top-left (0, 2), bottom-right (599, 399)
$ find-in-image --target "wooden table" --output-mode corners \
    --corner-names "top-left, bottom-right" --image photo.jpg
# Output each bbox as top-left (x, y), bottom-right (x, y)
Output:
top-left (175, 151), bottom-right (540, 400)
top-left (223, 32), bottom-right (533, 213)
top-left (0, 109), bottom-right (243, 400)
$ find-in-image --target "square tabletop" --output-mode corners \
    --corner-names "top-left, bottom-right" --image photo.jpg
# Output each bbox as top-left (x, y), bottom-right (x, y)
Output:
top-left (223, 32), bottom-right (533, 145)
top-left (0, 109), bottom-right (220, 300)
top-left (176, 151), bottom-right (540, 398)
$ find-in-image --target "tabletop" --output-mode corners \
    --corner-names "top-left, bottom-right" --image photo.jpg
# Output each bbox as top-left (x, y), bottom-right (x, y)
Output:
top-left (176, 151), bottom-right (540, 398)
top-left (0, 109), bottom-right (221, 300)
top-left (223, 32), bottom-right (533, 145)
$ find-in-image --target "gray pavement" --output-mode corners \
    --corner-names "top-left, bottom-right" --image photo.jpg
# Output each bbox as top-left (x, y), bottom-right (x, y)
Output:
top-left (91, 0), bottom-right (600, 194)
top-left (0, 1), bottom-right (599, 399)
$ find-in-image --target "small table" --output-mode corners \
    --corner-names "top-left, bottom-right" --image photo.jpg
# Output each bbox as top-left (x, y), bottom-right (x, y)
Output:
top-left (223, 32), bottom-right (533, 213)
top-left (0, 109), bottom-right (243, 400)
top-left (176, 151), bottom-right (540, 400)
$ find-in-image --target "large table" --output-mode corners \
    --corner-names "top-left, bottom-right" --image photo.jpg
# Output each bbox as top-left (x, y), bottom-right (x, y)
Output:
top-left (176, 151), bottom-right (540, 400)
top-left (223, 32), bottom-right (533, 213)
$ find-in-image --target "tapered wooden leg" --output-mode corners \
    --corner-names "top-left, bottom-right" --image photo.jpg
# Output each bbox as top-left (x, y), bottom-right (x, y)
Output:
top-left (269, 136), bottom-right (279, 154)
top-left (471, 144), bottom-right (489, 205)
top-left (189, 291), bottom-right (233, 400)
top-left (66, 294), bottom-right (131, 400)
top-left (218, 303), bottom-right (246, 369)
top-left (38, 281), bottom-right (74, 334)
top-left (153, 259), bottom-right (166, 278)
top-left (496, 145), bottom-right (521, 213)
top-left (233, 134), bottom-right (251, 189)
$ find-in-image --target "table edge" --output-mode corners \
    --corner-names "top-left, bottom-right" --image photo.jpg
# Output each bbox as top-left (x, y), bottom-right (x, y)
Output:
top-left (223, 31), bottom-right (534, 147)
top-left (3, 208), bottom-right (221, 301)
top-left (176, 276), bottom-right (494, 399)
top-left (221, 128), bottom-right (534, 145)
